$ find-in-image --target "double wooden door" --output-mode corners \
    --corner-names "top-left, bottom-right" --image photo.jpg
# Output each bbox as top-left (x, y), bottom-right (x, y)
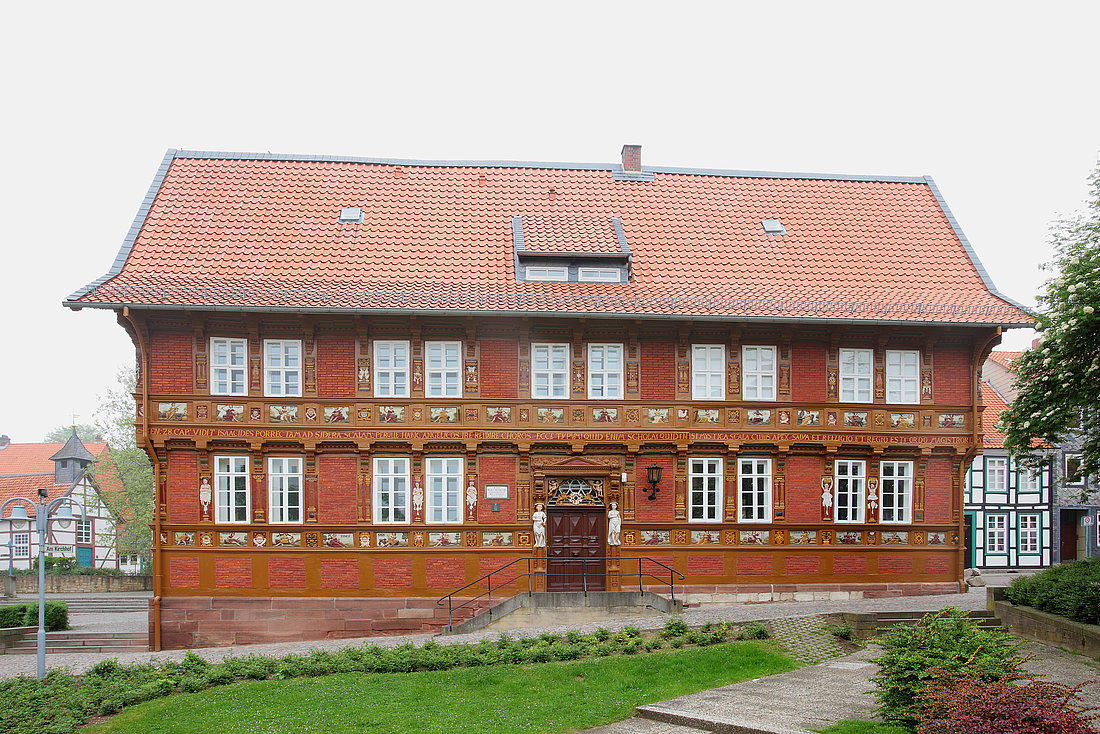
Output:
top-left (547, 508), bottom-right (606, 592)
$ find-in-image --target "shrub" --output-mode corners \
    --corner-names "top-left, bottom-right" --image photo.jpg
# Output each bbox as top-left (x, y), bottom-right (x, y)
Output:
top-left (622, 625), bottom-right (642, 639)
top-left (917, 670), bottom-right (1099, 734)
top-left (870, 607), bottom-right (1023, 729)
top-left (1005, 559), bottom-right (1100, 626)
top-left (21, 601), bottom-right (69, 631)
top-left (663, 617), bottom-right (689, 638)
top-left (738, 622), bottom-right (769, 640)
top-left (0, 604), bottom-right (28, 628)
top-left (830, 622), bottom-right (855, 641)
top-left (593, 627), bottom-right (611, 642)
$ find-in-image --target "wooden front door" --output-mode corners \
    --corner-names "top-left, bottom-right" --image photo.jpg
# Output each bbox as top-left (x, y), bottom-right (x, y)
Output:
top-left (547, 508), bottom-right (606, 592)
top-left (1060, 510), bottom-right (1079, 562)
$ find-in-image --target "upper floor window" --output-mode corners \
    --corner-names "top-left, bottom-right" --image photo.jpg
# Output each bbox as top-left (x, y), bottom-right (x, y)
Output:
top-left (739, 458), bottom-right (772, 522)
top-left (532, 343), bottom-right (570, 399)
top-left (425, 341), bottom-right (462, 398)
top-left (374, 340), bottom-right (410, 398)
top-left (839, 348), bottom-right (872, 402)
top-left (13, 533), bottom-right (29, 558)
top-left (211, 338), bottom-right (248, 395)
top-left (692, 345), bottom-right (724, 400)
top-left (879, 460), bottom-right (912, 524)
top-left (885, 350), bottom-right (919, 403)
top-left (835, 459), bottom-right (865, 523)
top-left (577, 268), bottom-right (621, 283)
top-left (1065, 454), bottom-right (1084, 485)
top-left (742, 346), bottom-right (776, 401)
top-left (588, 344), bottom-right (623, 399)
top-left (986, 457), bottom-right (1008, 493)
top-left (268, 457), bottom-right (302, 524)
top-left (214, 456), bottom-right (250, 524)
top-left (525, 266), bottom-right (568, 282)
top-left (1018, 465), bottom-right (1041, 493)
top-left (373, 457), bottom-right (410, 524)
top-left (688, 458), bottom-right (722, 522)
top-left (264, 340), bottom-right (302, 397)
top-left (76, 520), bottom-right (93, 544)
top-left (426, 457), bottom-right (463, 524)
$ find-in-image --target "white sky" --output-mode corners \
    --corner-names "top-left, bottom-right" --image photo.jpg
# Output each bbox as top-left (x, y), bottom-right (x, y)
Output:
top-left (1, 1), bottom-right (1097, 444)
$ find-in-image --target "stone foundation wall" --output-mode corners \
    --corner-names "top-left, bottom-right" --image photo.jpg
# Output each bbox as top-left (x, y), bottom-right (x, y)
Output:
top-left (992, 599), bottom-right (1100, 658)
top-left (152, 596), bottom-right (489, 650)
top-left (677, 581), bottom-right (961, 605)
top-left (15, 575), bottom-right (153, 594)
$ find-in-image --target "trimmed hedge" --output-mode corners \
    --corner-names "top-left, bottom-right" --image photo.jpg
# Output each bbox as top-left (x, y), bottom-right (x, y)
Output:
top-left (0, 601), bottom-right (69, 631)
top-left (1004, 558), bottom-right (1100, 626)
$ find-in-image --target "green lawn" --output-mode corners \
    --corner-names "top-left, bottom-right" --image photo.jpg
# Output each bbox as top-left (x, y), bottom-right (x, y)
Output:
top-left (86, 642), bottom-right (796, 734)
top-left (815, 721), bottom-right (910, 734)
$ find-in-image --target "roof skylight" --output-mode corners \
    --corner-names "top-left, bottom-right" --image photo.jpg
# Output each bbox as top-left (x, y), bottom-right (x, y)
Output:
top-left (340, 207), bottom-right (364, 224)
top-left (761, 219), bottom-right (786, 235)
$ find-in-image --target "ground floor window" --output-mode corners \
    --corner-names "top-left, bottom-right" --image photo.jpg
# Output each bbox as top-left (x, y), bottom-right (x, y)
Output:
top-left (688, 458), bottom-right (722, 521)
top-left (374, 457), bottom-right (410, 523)
top-left (215, 456), bottom-right (251, 523)
top-left (426, 457), bottom-right (463, 524)
top-left (76, 520), bottom-right (93, 544)
top-left (986, 514), bottom-right (1008, 554)
top-left (268, 457), bottom-right (302, 523)
top-left (1017, 513), bottom-right (1040, 554)
top-left (13, 533), bottom-right (29, 558)
top-left (738, 458), bottom-right (771, 522)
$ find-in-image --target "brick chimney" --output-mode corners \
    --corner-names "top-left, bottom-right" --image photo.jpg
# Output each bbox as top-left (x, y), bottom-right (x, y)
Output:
top-left (621, 144), bottom-right (642, 173)
top-left (0, 435), bottom-right (9, 449)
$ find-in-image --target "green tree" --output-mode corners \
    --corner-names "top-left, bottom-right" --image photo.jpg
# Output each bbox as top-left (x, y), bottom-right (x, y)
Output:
top-left (42, 424), bottom-right (102, 443)
top-left (1002, 162), bottom-right (1100, 497)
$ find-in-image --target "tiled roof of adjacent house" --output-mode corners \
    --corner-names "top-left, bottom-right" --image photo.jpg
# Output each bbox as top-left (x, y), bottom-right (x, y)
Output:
top-left (66, 149), bottom-right (1033, 325)
top-left (987, 350), bottom-right (1024, 370)
top-left (0, 442), bottom-right (108, 477)
top-left (0, 477), bottom-right (68, 519)
top-left (981, 381), bottom-right (1009, 449)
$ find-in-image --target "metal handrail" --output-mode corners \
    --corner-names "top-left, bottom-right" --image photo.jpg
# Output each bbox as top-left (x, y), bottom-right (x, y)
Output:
top-left (435, 556), bottom-right (685, 627)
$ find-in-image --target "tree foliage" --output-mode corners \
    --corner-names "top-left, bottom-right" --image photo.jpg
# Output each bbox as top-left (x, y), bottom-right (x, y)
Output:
top-left (1002, 162), bottom-right (1100, 495)
top-left (42, 424), bottom-right (102, 443)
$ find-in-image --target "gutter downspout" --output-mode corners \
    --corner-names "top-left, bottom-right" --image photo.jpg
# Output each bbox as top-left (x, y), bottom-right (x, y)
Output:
top-left (122, 306), bottom-right (162, 652)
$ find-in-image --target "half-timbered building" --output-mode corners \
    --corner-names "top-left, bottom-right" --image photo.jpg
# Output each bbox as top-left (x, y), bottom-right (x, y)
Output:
top-left (66, 146), bottom-right (1032, 649)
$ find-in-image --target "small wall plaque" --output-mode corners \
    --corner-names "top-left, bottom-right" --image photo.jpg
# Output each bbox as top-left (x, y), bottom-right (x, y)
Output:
top-left (485, 484), bottom-right (509, 500)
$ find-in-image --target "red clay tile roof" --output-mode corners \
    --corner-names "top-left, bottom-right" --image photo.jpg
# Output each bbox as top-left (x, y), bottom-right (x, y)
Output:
top-left (981, 381), bottom-right (1009, 449)
top-left (67, 151), bottom-right (1033, 325)
top-left (987, 350), bottom-right (1024, 371)
top-left (519, 215), bottom-right (624, 254)
top-left (0, 442), bottom-right (108, 477)
top-left (0, 478), bottom-right (71, 518)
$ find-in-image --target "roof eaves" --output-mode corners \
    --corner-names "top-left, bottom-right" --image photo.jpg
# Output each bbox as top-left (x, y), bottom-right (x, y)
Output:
top-left (63, 148), bottom-right (180, 309)
top-left (922, 175), bottom-right (1034, 318)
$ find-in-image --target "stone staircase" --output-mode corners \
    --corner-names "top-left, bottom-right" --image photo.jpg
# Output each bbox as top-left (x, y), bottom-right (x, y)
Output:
top-left (843, 608), bottom-right (1003, 639)
top-left (6, 630), bottom-right (148, 654)
top-left (7, 595), bottom-right (150, 614)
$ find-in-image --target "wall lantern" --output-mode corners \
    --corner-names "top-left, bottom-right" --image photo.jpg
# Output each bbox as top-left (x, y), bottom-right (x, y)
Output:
top-left (646, 465), bottom-right (662, 501)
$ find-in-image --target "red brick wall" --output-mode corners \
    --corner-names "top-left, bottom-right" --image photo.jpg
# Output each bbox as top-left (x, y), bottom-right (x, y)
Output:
top-left (878, 555), bottom-right (913, 574)
top-left (269, 558), bottom-right (306, 588)
top-left (933, 347), bottom-right (971, 404)
top-left (924, 457), bottom-right (954, 524)
top-left (319, 559), bottom-right (358, 589)
top-left (478, 557), bottom-right (519, 588)
top-left (791, 341), bottom-right (827, 402)
top-left (640, 341), bottom-right (675, 399)
top-left (426, 558), bottom-right (466, 589)
top-left (317, 454), bottom-right (357, 524)
top-left (924, 555), bottom-right (950, 574)
top-left (833, 554), bottom-right (866, 574)
top-left (687, 554), bottom-right (723, 576)
top-left (167, 452), bottom-right (198, 523)
top-left (477, 455), bottom-right (517, 523)
top-left (374, 558), bottom-right (413, 589)
top-left (480, 340), bottom-right (517, 398)
top-left (737, 555), bottom-right (772, 575)
top-left (150, 332), bottom-right (193, 394)
top-left (785, 555), bottom-right (820, 575)
top-left (638, 556), bottom-right (675, 579)
top-left (317, 338), bottom-right (356, 398)
top-left (215, 557), bottom-right (252, 588)
top-left (786, 455), bottom-right (822, 523)
top-left (635, 455), bottom-right (676, 522)
top-left (168, 557), bottom-right (199, 588)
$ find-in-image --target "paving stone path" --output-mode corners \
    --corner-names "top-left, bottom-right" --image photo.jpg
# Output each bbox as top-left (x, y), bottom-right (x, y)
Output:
top-left (766, 616), bottom-right (848, 665)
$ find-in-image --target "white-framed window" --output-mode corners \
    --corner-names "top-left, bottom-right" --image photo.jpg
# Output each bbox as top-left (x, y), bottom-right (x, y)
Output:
top-left (525, 266), bottom-right (568, 281)
top-left (13, 533), bottom-right (29, 558)
top-left (211, 337), bottom-right (248, 395)
top-left (264, 340), bottom-right (302, 397)
top-left (1018, 514), bottom-right (1041, 555)
top-left (426, 457), bottom-right (464, 524)
top-left (986, 514), bottom-right (1008, 554)
top-left (738, 458), bottom-right (772, 522)
top-left (688, 458), bottom-right (723, 521)
top-left (986, 457), bottom-right (1008, 493)
top-left (879, 461), bottom-right (912, 524)
top-left (1018, 465), bottom-right (1041, 493)
top-left (692, 345), bottom-right (724, 400)
top-left (577, 267), bottom-right (620, 282)
top-left (214, 456), bottom-right (250, 523)
top-left (885, 350), bottom-right (920, 403)
top-left (373, 457), bottom-right (410, 524)
top-left (425, 341), bottom-right (462, 398)
top-left (839, 348), bottom-right (873, 402)
top-left (742, 346), bottom-right (776, 400)
top-left (587, 344), bottom-right (623, 399)
top-left (1065, 454), bottom-right (1084, 485)
top-left (835, 460), bottom-right (865, 523)
top-left (76, 520), bottom-right (92, 544)
top-left (268, 457), bottom-right (302, 524)
top-left (374, 340), bottom-right (410, 398)
top-left (532, 343), bottom-right (570, 399)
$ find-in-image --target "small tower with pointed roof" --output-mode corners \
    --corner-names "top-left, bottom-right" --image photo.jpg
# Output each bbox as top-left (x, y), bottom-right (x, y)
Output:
top-left (48, 427), bottom-right (97, 485)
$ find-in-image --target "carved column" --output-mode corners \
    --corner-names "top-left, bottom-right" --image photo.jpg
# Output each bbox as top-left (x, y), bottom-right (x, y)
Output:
top-left (198, 449), bottom-right (212, 522)
top-left (675, 447), bottom-right (687, 520)
top-left (411, 450), bottom-right (424, 523)
top-left (516, 445), bottom-right (531, 521)
top-left (251, 447), bottom-right (266, 523)
top-left (358, 449), bottom-right (371, 523)
top-left (820, 452), bottom-right (835, 522)
top-left (465, 447), bottom-right (478, 523)
top-left (774, 447), bottom-right (787, 521)
top-left (623, 446), bottom-right (637, 521)
top-left (914, 452), bottom-right (929, 522)
top-left (304, 449), bottom-right (318, 523)
top-left (866, 453), bottom-right (880, 523)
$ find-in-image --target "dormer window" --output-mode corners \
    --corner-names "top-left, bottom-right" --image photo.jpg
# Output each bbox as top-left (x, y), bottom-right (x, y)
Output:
top-left (578, 268), bottom-right (621, 283)
top-left (513, 214), bottom-right (631, 284)
top-left (525, 266), bottom-right (569, 282)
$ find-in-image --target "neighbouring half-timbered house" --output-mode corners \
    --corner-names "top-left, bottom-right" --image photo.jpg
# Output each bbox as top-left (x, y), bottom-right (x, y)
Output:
top-left (66, 146), bottom-right (1032, 649)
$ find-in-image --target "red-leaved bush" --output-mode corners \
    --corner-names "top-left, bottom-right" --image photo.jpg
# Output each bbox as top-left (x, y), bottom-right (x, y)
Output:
top-left (918, 672), bottom-right (1098, 734)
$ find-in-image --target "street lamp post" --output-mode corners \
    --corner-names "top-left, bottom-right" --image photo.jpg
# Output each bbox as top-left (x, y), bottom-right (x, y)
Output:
top-left (1, 488), bottom-right (85, 679)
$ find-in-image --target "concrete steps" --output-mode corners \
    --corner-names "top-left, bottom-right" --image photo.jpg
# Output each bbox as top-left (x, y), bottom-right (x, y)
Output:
top-left (844, 609), bottom-right (1003, 639)
top-left (10, 597), bottom-right (149, 614)
top-left (6, 631), bottom-right (148, 654)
